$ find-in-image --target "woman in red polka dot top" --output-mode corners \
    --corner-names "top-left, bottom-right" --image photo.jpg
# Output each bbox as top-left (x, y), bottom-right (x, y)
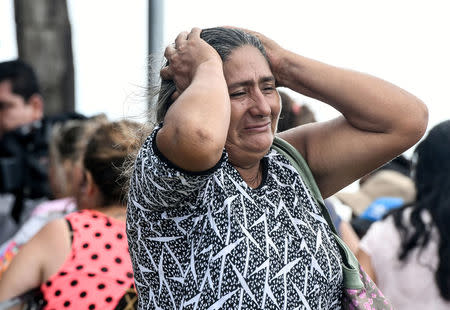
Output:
top-left (0, 120), bottom-right (142, 309)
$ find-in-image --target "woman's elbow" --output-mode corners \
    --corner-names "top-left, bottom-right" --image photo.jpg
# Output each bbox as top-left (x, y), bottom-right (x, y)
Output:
top-left (403, 98), bottom-right (429, 143)
top-left (186, 127), bottom-right (225, 167)
top-left (161, 125), bottom-right (225, 171)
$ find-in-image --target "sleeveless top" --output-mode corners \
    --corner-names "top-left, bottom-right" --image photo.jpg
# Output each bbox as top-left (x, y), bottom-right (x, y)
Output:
top-left (0, 198), bottom-right (76, 276)
top-left (40, 210), bottom-right (134, 310)
top-left (127, 126), bottom-right (344, 309)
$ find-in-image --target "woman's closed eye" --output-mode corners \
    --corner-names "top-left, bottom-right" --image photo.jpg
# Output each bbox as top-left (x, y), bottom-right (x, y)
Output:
top-left (230, 91), bottom-right (246, 98)
top-left (262, 86), bottom-right (276, 94)
top-left (261, 82), bottom-right (276, 94)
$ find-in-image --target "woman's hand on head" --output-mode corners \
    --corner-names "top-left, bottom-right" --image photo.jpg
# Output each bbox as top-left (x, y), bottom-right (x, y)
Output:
top-left (160, 28), bottom-right (223, 100)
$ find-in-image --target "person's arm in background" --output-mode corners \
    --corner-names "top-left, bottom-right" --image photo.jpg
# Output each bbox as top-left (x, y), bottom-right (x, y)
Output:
top-left (0, 219), bottom-right (70, 302)
top-left (242, 28), bottom-right (428, 198)
top-left (340, 221), bottom-right (360, 255)
top-left (158, 28), bottom-right (230, 172)
top-left (325, 199), bottom-right (360, 255)
top-left (356, 249), bottom-right (377, 283)
top-left (354, 212), bottom-right (401, 284)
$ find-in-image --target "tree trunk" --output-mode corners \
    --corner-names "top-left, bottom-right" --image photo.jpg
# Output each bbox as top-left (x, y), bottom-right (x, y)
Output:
top-left (14, 0), bottom-right (75, 116)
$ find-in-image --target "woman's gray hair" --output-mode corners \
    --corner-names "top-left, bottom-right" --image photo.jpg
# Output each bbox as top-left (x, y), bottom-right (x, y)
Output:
top-left (154, 27), bottom-right (268, 123)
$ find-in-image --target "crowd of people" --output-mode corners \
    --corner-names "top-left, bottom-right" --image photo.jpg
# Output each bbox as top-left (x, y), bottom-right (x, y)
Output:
top-left (0, 61), bottom-right (140, 309)
top-left (0, 25), bottom-right (448, 310)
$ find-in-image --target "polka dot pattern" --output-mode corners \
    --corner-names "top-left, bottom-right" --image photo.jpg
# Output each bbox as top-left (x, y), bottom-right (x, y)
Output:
top-left (40, 210), bottom-right (134, 309)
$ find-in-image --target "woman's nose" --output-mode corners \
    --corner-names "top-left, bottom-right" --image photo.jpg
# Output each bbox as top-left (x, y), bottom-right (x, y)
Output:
top-left (249, 90), bottom-right (271, 117)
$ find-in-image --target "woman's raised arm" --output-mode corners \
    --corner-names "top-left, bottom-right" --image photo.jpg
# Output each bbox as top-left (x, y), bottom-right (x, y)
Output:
top-left (246, 29), bottom-right (428, 197)
top-left (157, 28), bottom-right (230, 172)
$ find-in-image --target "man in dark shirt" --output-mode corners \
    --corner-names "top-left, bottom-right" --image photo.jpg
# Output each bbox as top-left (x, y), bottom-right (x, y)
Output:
top-left (0, 60), bottom-right (82, 243)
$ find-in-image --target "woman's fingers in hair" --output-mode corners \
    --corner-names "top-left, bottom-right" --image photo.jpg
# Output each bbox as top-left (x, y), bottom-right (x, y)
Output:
top-left (161, 27), bottom-right (220, 93)
top-left (162, 42), bottom-right (177, 80)
top-left (170, 90), bottom-right (180, 102)
top-left (175, 31), bottom-right (189, 49)
top-left (174, 28), bottom-right (202, 48)
top-left (188, 27), bottom-right (202, 40)
top-left (160, 66), bottom-right (173, 81)
top-left (164, 43), bottom-right (176, 59)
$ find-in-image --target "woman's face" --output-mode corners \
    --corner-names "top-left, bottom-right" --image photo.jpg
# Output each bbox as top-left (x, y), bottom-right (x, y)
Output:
top-left (223, 45), bottom-right (281, 163)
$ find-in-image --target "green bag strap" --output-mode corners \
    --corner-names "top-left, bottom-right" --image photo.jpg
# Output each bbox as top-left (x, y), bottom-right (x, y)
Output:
top-left (272, 136), bottom-right (363, 289)
top-left (272, 136), bottom-right (337, 233)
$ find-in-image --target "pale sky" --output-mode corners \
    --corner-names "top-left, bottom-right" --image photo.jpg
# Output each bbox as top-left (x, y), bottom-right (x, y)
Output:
top-left (1, 0), bottom-right (450, 137)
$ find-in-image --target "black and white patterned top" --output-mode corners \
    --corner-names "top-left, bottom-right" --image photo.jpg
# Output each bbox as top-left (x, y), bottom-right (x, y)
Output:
top-left (127, 126), bottom-right (343, 310)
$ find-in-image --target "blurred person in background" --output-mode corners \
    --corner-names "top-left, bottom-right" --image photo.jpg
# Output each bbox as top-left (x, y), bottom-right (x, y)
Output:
top-left (0, 60), bottom-right (44, 138)
top-left (277, 90), bottom-right (316, 131)
top-left (0, 116), bottom-right (106, 276)
top-left (0, 60), bottom-right (84, 242)
top-left (357, 120), bottom-right (450, 309)
top-left (336, 155), bottom-right (416, 238)
top-left (0, 120), bottom-right (138, 310)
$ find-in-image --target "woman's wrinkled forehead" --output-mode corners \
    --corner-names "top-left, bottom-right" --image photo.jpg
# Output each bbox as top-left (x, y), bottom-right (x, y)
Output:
top-left (222, 45), bottom-right (273, 87)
